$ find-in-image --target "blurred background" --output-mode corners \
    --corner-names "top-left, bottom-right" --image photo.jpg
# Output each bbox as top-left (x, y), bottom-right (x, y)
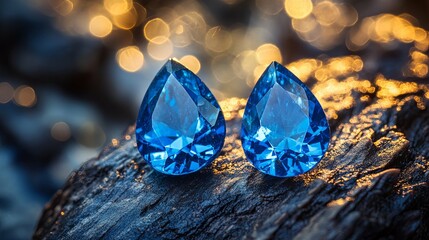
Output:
top-left (0, 0), bottom-right (428, 239)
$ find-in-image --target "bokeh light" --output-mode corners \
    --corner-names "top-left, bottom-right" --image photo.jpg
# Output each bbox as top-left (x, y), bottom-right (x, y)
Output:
top-left (284, 0), bottom-right (313, 19)
top-left (182, 12), bottom-right (207, 44)
top-left (14, 85), bottom-right (36, 107)
top-left (313, 1), bottom-right (340, 26)
top-left (256, 43), bottom-right (282, 65)
top-left (179, 55), bottom-right (201, 74)
top-left (0, 82), bottom-right (14, 104)
top-left (51, 122), bottom-right (71, 142)
top-left (116, 46), bottom-right (144, 72)
top-left (112, 7), bottom-right (138, 30)
top-left (89, 15), bottom-right (113, 38)
top-left (144, 18), bottom-right (170, 44)
top-left (103, 0), bottom-right (133, 16)
top-left (205, 26), bottom-right (232, 53)
top-left (170, 18), bottom-right (192, 48)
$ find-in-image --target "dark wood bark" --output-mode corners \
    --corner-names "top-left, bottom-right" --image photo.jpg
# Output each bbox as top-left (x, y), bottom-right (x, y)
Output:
top-left (34, 75), bottom-right (429, 239)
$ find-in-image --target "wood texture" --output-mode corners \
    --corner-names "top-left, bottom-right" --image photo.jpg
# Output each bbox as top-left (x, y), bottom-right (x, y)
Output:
top-left (34, 73), bottom-right (429, 239)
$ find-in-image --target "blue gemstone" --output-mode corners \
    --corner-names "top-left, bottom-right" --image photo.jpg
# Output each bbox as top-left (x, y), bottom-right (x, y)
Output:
top-left (241, 62), bottom-right (330, 177)
top-left (135, 59), bottom-right (226, 175)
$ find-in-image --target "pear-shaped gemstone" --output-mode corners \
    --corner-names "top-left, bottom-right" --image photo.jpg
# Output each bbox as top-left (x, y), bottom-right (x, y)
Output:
top-left (136, 59), bottom-right (226, 175)
top-left (241, 62), bottom-right (330, 177)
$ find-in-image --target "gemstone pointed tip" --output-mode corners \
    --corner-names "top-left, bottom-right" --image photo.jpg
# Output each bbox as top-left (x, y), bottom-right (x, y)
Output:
top-left (267, 61), bottom-right (277, 68)
top-left (266, 61), bottom-right (284, 74)
top-left (269, 62), bottom-right (299, 80)
top-left (271, 61), bottom-right (286, 70)
top-left (168, 57), bottom-right (179, 63)
top-left (164, 58), bottom-right (185, 72)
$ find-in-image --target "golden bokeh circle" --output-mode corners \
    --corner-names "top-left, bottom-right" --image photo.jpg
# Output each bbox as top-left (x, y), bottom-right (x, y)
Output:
top-left (14, 85), bottom-right (36, 107)
top-left (256, 43), bottom-right (283, 65)
top-left (51, 122), bottom-right (71, 142)
top-left (179, 55), bottom-right (201, 74)
top-left (144, 18), bottom-right (170, 44)
top-left (116, 46), bottom-right (145, 72)
top-left (89, 15), bottom-right (112, 38)
top-left (284, 0), bottom-right (313, 19)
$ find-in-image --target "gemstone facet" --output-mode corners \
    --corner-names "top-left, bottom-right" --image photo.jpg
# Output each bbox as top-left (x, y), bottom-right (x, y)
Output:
top-left (136, 59), bottom-right (226, 175)
top-left (241, 62), bottom-right (330, 177)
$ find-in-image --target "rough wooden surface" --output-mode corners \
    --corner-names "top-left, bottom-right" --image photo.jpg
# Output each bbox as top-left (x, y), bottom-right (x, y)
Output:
top-left (34, 71), bottom-right (429, 239)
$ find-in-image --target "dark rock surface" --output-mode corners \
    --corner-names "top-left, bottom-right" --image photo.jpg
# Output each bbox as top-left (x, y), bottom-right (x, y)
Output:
top-left (34, 73), bottom-right (429, 239)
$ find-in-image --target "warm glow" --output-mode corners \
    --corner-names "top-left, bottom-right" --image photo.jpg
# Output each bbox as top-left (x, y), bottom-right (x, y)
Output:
top-left (415, 35), bottom-right (429, 52)
top-left (205, 26), bottom-right (232, 53)
top-left (179, 55), bottom-right (201, 74)
top-left (89, 15), bottom-right (112, 38)
top-left (116, 46), bottom-right (144, 72)
top-left (284, 0), bottom-right (313, 19)
top-left (392, 17), bottom-right (415, 43)
top-left (103, 0), bottom-right (132, 16)
top-left (414, 28), bottom-right (427, 42)
top-left (14, 85), bottom-right (36, 107)
top-left (411, 51), bottom-right (428, 62)
top-left (374, 14), bottom-right (395, 42)
top-left (233, 50), bottom-right (259, 86)
top-left (287, 59), bottom-right (321, 82)
top-left (51, 122), bottom-right (71, 142)
top-left (144, 18), bottom-right (170, 44)
top-left (412, 64), bottom-right (428, 77)
top-left (182, 12), bottom-right (207, 44)
top-left (237, 50), bottom-right (258, 72)
top-left (288, 0), bottom-right (358, 50)
top-left (349, 18), bottom-right (373, 48)
top-left (169, 18), bottom-right (192, 48)
top-left (0, 82), bottom-right (14, 104)
top-left (376, 76), bottom-right (419, 98)
top-left (256, 43), bottom-right (282, 65)
top-left (313, 1), bottom-right (340, 26)
top-left (337, 4), bottom-right (358, 27)
top-left (347, 13), bottom-right (429, 50)
top-left (112, 7), bottom-right (137, 30)
top-left (406, 53), bottom-right (428, 78)
top-left (253, 65), bottom-right (266, 81)
top-left (292, 16), bottom-right (318, 33)
top-left (352, 58), bottom-right (364, 72)
top-left (147, 38), bottom-right (173, 61)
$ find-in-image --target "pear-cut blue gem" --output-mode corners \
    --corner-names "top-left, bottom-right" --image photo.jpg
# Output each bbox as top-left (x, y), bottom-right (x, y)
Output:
top-left (241, 62), bottom-right (330, 177)
top-left (135, 59), bottom-right (226, 175)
